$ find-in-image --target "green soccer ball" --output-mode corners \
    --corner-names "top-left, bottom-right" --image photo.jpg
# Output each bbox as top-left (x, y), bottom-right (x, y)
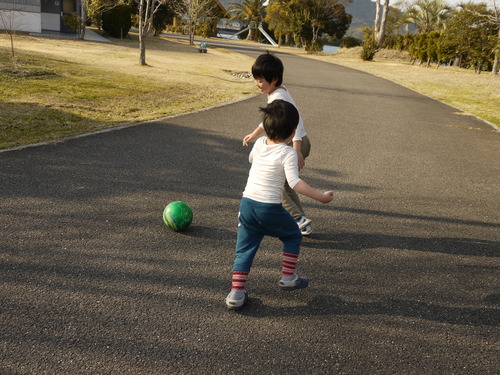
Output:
top-left (163, 201), bottom-right (193, 231)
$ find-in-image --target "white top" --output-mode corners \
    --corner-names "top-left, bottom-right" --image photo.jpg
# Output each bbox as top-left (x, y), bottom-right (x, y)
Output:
top-left (258, 86), bottom-right (306, 142)
top-left (243, 137), bottom-right (301, 204)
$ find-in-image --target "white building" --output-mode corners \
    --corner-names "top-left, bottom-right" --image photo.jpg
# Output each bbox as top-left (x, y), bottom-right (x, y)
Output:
top-left (0, 0), bottom-right (80, 34)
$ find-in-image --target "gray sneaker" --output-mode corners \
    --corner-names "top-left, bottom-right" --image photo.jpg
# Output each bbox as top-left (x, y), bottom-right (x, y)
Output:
top-left (301, 225), bottom-right (312, 236)
top-left (279, 274), bottom-right (309, 291)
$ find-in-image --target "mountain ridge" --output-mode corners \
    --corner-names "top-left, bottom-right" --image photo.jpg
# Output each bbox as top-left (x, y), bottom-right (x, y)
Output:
top-left (345, 0), bottom-right (376, 39)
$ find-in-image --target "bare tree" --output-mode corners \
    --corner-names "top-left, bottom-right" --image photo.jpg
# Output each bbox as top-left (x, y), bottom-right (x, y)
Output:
top-left (80, 0), bottom-right (87, 40)
top-left (493, 9), bottom-right (499, 75)
top-left (374, 0), bottom-right (390, 47)
top-left (0, 9), bottom-right (20, 67)
top-left (171, 0), bottom-right (217, 45)
top-left (138, 0), bottom-right (166, 65)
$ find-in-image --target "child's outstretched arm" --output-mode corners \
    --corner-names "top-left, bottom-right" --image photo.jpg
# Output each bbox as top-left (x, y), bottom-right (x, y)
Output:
top-left (243, 126), bottom-right (265, 146)
top-left (293, 180), bottom-right (333, 204)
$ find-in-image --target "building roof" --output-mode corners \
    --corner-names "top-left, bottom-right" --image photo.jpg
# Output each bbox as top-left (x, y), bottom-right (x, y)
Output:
top-left (217, 0), bottom-right (245, 15)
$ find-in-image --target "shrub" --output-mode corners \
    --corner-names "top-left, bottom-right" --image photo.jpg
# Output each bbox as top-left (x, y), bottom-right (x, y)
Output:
top-left (152, 4), bottom-right (172, 36)
top-left (395, 34), bottom-right (413, 52)
top-left (62, 12), bottom-right (83, 34)
top-left (102, 4), bottom-right (132, 38)
top-left (340, 36), bottom-right (362, 49)
top-left (360, 35), bottom-right (378, 61)
top-left (166, 25), bottom-right (184, 34)
top-left (196, 20), bottom-right (214, 38)
top-left (305, 40), bottom-right (323, 54)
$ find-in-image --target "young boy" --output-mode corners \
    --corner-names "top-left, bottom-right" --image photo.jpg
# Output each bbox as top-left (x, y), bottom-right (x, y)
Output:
top-left (226, 100), bottom-right (333, 310)
top-left (243, 52), bottom-right (314, 236)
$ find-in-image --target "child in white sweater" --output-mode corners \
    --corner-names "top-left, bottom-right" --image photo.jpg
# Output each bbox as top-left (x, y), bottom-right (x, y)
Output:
top-left (226, 100), bottom-right (334, 310)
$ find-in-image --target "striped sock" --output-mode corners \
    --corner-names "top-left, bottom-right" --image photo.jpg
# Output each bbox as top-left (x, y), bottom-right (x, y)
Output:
top-left (282, 252), bottom-right (299, 280)
top-left (231, 271), bottom-right (249, 291)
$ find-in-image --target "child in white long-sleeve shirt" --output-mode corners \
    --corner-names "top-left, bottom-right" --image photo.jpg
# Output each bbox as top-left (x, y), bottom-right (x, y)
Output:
top-left (226, 100), bottom-right (334, 310)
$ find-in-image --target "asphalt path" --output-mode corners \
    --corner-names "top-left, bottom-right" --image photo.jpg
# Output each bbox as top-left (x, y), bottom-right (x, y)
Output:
top-left (1, 38), bottom-right (499, 374)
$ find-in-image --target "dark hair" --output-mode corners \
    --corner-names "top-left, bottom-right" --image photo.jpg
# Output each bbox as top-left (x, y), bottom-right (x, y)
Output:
top-left (260, 100), bottom-right (299, 141)
top-left (251, 52), bottom-right (284, 87)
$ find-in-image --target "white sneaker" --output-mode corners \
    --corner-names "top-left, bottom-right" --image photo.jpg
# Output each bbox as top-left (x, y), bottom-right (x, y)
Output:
top-left (225, 290), bottom-right (248, 310)
top-left (296, 216), bottom-right (312, 230)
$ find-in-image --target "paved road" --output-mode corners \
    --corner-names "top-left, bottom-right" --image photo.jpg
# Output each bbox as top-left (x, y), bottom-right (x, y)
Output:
top-left (1, 39), bottom-right (499, 374)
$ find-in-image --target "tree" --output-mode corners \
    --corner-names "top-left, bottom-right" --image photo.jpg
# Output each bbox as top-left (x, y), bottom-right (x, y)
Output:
top-left (265, 0), bottom-right (293, 46)
top-left (318, 0), bottom-right (352, 39)
top-left (379, 5), bottom-right (406, 48)
top-left (152, 3), bottom-right (173, 35)
top-left (459, 0), bottom-right (500, 74)
top-left (228, 0), bottom-right (267, 41)
top-left (494, 30), bottom-right (500, 74)
top-left (394, 33), bottom-right (414, 51)
top-left (171, 0), bottom-right (217, 45)
top-left (80, 0), bottom-right (87, 39)
top-left (0, 9), bottom-right (20, 67)
top-left (138, 0), bottom-right (166, 65)
top-left (425, 29), bottom-right (440, 66)
top-left (435, 27), bottom-right (456, 65)
top-left (87, 0), bottom-right (121, 30)
top-left (403, 0), bottom-right (451, 33)
top-left (287, 0), bottom-right (351, 53)
top-left (374, 0), bottom-right (390, 47)
top-left (407, 30), bottom-right (431, 64)
top-left (439, 3), bottom-right (498, 72)
top-left (138, 0), bottom-right (154, 64)
top-left (102, 4), bottom-right (132, 38)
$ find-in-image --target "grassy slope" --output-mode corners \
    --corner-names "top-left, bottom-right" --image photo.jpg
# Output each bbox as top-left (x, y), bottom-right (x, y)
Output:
top-left (0, 32), bottom-right (256, 149)
top-left (302, 47), bottom-right (500, 130)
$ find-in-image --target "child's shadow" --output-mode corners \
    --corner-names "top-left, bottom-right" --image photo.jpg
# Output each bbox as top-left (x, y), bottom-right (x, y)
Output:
top-left (236, 295), bottom-right (499, 327)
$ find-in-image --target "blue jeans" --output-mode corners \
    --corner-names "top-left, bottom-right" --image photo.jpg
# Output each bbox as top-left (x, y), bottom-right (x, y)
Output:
top-left (232, 197), bottom-right (302, 273)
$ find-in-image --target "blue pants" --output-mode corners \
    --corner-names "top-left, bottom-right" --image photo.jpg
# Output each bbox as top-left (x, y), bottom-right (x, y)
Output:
top-left (232, 197), bottom-right (302, 273)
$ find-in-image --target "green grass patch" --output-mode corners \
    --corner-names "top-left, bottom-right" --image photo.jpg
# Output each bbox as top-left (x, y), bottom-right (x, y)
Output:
top-left (1, 52), bottom-right (159, 148)
top-left (0, 43), bottom-right (253, 149)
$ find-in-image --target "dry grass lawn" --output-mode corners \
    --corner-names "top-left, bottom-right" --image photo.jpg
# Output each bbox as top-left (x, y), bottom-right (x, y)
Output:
top-left (302, 47), bottom-right (500, 129)
top-left (0, 31), bottom-right (256, 149)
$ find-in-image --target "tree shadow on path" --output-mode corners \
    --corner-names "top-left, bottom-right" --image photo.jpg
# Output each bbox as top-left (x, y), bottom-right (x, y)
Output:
top-left (302, 231), bottom-right (499, 257)
top-left (239, 295), bottom-right (500, 327)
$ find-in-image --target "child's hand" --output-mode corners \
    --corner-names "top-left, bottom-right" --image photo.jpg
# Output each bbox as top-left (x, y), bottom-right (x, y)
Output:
top-left (293, 142), bottom-right (305, 170)
top-left (321, 191), bottom-right (334, 203)
top-left (243, 127), bottom-right (265, 146)
top-left (297, 153), bottom-right (305, 170)
top-left (243, 134), bottom-right (254, 146)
